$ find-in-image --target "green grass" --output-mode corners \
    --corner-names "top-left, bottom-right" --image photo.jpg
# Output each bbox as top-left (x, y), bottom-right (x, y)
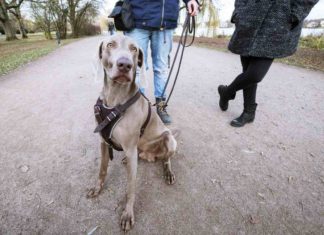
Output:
top-left (0, 33), bottom-right (78, 76)
top-left (185, 35), bottom-right (324, 72)
top-left (299, 36), bottom-right (324, 50)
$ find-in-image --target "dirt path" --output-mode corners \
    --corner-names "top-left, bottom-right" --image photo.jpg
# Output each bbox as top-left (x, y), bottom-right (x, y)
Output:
top-left (0, 36), bottom-right (323, 235)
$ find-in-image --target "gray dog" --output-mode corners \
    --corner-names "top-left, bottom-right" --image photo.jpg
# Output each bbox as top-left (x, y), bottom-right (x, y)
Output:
top-left (87, 35), bottom-right (179, 231)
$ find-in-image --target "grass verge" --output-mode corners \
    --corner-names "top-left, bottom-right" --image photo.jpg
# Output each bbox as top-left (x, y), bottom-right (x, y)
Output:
top-left (175, 36), bottom-right (324, 72)
top-left (0, 34), bottom-right (79, 76)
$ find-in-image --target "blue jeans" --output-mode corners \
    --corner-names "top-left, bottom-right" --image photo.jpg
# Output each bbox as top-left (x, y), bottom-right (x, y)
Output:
top-left (125, 28), bottom-right (173, 98)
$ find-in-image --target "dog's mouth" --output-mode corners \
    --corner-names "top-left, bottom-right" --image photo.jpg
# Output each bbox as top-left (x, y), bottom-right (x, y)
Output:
top-left (110, 74), bottom-right (132, 84)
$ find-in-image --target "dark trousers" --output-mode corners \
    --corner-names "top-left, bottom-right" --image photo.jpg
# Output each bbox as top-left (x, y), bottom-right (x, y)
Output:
top-left (227, 56), bottom-right (273, 106)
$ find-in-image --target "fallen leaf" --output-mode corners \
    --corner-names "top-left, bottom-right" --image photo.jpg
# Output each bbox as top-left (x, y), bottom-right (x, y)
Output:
top-left (288, 176), bottom-right (293, 183)
top-left (320, 177), bottom-right (324, 184)
top-left (299, 201), bottom-right (304, 211)
top-left (87, 226), bottom-right (98, 235)
top-left (242, 149), bottom-right (255, 154)
top-left (241, 173), bottom-right (251, 177)
top-left (47, 200), bottom-right (54, 206)
top-left (248, 215), bottom-right (260, 224)
top-left (19, 165), bottom-right (29, 173)
top-left (257, 193), bottom-right (265, 200)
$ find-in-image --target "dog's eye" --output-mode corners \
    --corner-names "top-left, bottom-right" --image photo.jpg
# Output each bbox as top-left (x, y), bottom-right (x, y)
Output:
top-left (131, 46), bottom-right (137, 52)
top-left (107, 43), bottom-right (113, 48)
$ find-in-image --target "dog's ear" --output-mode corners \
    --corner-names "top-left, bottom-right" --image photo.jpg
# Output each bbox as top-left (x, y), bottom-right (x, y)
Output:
top-left (137, 48), bottom-right (144, 67)
top-left (99, 41), bottom-right (103, 59)
top-left (137, 48), bottom-right (148, 88)
top-left (92, 41), bottom-right (104, 83)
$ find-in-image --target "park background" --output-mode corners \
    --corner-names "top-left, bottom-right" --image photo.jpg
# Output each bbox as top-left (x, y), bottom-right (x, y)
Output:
top-left (1, 1), bottom-right (324, 234)
top-left (0, 0), bottom-right (324, 76)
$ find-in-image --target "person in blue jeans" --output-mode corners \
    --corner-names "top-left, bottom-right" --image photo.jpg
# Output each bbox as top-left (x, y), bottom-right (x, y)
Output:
top-left (125, 0), bottom-right (198, 124)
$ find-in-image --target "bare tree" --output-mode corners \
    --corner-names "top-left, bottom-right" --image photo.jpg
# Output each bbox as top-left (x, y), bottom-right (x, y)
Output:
top-left (49, 0), bottom-right (68, 39)
top-left (9, 0), bottom-right (27, 38)
top-left (31, 1), bottom-right (53, 39)
top-left (67, 0), bottom-right (101, 38)
top-left (199, 0), bottom-right (219, 37)
top-left (0, 0), bottom-right (24, 40)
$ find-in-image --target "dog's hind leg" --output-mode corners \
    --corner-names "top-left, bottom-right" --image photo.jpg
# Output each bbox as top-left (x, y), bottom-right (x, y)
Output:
top-left (163, 158), bottom-right (175, 185)
top-left (87, 142), bottom-right (110, 198)
top-left (163, 133), bottom-right (177, 185)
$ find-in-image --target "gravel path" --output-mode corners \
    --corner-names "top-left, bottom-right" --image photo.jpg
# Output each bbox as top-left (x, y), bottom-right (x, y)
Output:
top-left (0, 35), bottom-right (323, 234)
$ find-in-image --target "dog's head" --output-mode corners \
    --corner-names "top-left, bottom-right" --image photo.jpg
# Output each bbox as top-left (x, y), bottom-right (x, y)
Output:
top-left (98, 35), bottom-right (144, 86)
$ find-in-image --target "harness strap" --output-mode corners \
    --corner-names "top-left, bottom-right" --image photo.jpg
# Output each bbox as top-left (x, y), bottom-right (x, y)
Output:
top-left (94, 109), bottom-right (119, 133)
top-left (95, 104), bottom-right (115, 161)
top-left (108, 146), bottom-right (114, 161)
top-left (94, 91), bottom-right (152, 161)
top-left (140, 100), bottom-right (151, 137)
top-left (94, 91), bottom-right (141, 133)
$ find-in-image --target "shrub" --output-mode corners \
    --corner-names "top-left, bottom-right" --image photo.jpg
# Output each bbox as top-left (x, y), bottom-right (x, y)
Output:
top-left (300, 36), bottom-right (324, 50)
top-left (81, 23), bottom-right (101, 36)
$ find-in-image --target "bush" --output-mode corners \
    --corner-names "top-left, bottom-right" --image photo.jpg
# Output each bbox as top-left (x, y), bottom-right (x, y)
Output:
top-left (81, 23), bottom-right (101, 36)
top-left (300, 36), bottom-right (324, 50)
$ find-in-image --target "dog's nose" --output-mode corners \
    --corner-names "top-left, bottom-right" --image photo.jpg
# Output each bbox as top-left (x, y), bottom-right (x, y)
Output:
top-left (117, 57), bottom-right (133, 73)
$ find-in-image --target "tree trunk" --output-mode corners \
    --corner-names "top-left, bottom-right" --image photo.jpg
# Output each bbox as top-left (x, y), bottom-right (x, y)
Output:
top-left (14, 8), bottom-right (28, 39)
top-left (0, 0), bottom-right (18, 41)
top-left (0, 20), bottom-right (17, 41)
top-left (56, 15), bottom-right (67, 39)
top-left (44, 21), bottom-right (52, 39)
top-left (72, 23), bottom-right (79, 38)
top-left (17, 18), bottom-right (27, 38)
top-left (69, 4), bottom-right (77, 38)
top-left (44, 30), bottom-right (52, 39)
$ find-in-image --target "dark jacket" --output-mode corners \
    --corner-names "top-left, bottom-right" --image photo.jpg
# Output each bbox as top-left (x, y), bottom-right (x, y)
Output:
top-left (228, 0), bottom-right (319, 58)
top-left (129, 0), bottom-right (189, 30)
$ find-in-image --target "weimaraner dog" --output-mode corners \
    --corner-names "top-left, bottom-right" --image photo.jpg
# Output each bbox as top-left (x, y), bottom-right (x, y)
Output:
top-left (87, 35), bottom-right (179, 231)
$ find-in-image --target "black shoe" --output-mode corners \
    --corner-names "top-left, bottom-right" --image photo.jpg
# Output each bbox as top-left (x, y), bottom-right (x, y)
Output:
top-left (230, 103), bottom-right (257, 127)
top-left (156, 98), bottom-right (172, 124)
top-left (218, 85), bottom-right (235, 111)
top-left (230, 112), bottom-right (255, 127)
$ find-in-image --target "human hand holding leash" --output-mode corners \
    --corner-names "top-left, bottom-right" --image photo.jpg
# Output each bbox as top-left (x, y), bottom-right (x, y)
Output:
top-left (187, 0), bottom-right (199, 16)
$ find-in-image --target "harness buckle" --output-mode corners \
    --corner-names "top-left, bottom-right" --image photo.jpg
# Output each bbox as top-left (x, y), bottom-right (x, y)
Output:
top-left (94, 106), bottom-right (101, 115)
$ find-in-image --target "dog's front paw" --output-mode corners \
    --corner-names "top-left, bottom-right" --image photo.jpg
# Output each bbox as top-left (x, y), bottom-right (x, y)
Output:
top-left (120, 208), bottom-right (134, 231)
top-left (164, 168), bottom-right (175, 185)
top-left (87, 187), bottom-right (101, 198)
top-left (86, 181), bottom-right (104, 198)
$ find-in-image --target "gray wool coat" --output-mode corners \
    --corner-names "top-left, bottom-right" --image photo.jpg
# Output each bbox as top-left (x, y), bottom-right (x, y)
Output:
top-left (228, 0), bottom-right (319, 58)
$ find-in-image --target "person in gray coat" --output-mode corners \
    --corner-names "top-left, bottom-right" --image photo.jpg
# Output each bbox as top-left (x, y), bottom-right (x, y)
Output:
top-left (218, 0), bottom-right (319, 127)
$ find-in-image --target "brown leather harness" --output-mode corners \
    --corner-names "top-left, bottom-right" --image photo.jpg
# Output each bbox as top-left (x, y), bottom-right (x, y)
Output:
top-left (94, 91), bottom-right (151, 160)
